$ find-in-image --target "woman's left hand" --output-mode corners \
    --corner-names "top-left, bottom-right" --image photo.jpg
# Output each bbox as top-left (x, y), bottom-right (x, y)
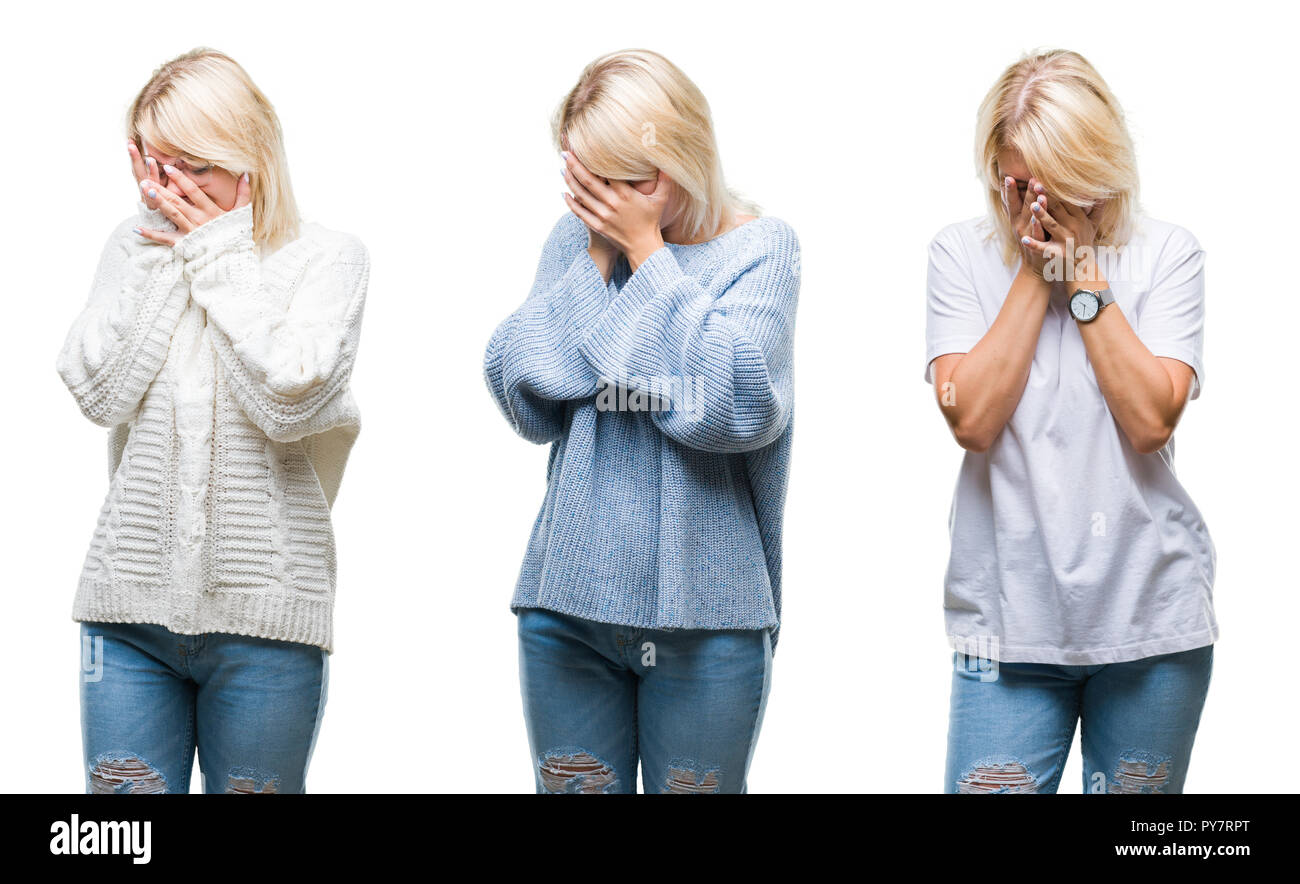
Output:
top-left (561, 151), bottom-right (668, 269)
top-left (137, 167), bottom-right (251, 246)
top-left (1020, 192), bottom-right (1104, 283)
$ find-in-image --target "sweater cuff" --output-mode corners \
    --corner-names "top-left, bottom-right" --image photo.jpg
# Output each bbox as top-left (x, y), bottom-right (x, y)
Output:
top-left (176, 203), bottom-right (255, 268)
top-left (579, 246), bottom-right (695, 377)
top-left (135, 201), bottom-right (175, 233)
top-left (557, 247), bottom-right (616, 330)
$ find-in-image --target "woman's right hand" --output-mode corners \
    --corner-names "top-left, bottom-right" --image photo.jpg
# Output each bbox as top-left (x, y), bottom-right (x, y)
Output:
top-left (569, 159), bottom-right (621, 281)
top-left (556, 135), bottom-right (619, 280)
top-left (127, 141), bottom-right (162, 213)
top-left (1003, 175), bottom-right (1049, 279)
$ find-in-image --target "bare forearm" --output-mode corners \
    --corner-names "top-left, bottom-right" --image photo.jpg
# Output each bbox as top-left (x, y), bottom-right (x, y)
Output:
top-left (589, 244), bottom-right (617, 283)
top-left (940, 268), bottom-right (1051, 450)
top-left (1076, 284), bottom-right (1185, 453)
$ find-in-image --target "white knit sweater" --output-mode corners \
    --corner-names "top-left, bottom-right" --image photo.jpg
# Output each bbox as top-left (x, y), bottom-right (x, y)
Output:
top-left (57, 201), bottom-right (369, 652)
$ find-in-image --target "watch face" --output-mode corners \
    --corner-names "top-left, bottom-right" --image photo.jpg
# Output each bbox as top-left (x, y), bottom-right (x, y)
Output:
top-left (1070, 291), bottom-right (1100, 321)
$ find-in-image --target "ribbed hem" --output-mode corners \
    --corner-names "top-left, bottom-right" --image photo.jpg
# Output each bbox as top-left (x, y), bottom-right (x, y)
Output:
top-left (510, 585), bottom-right (778, 633)
top-left (177, 203), bottom-right (254, 266)
top-left (73, 576), bottom-right (334, 653)
top-left (512, 599), bottom-right (783, 656)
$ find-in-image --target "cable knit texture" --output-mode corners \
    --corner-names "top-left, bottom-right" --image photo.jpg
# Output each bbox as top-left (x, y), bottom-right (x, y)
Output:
top-left (57, 202), bottom-right (369, 652)
top-left (485, 212), bottom-right (800, 647)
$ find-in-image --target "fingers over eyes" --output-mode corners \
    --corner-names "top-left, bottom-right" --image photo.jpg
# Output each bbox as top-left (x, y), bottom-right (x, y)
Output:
top-left (563, 167), bottom-right (604, 217)
top-left (161, 166), bottom-right (218, 213)
top-left (562, 191), bottom-right (602, 231)
top-left (147, 183), bottom-right (198, 228)
top-left (1003, 177), bottom-right (1024, 217)
top-left (563, 152), bottom-right (614, 205)
top-left (1049, 194), bottom-right (1084, 221)
top-left (1033, 202), bottom-right (1067, 237)
top-left (127, 142), bottom-right (149, 182)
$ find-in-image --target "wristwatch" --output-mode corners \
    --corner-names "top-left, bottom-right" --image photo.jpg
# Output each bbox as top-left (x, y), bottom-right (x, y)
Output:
top-left (1068, 287), bottom-right (1115, 323)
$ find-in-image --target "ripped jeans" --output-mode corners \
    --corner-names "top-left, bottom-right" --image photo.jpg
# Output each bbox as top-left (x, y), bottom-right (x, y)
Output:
top-left (944, 644), bottom-right (1213, 793)
top-left (517, 607), bottom-right (772, 793)
top-left (79, 621), bottom-right (328, 794)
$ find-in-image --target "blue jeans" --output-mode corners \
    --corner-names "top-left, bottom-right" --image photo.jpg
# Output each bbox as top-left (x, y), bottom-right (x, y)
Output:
top-left (944, 644), bottom-right (1213, 793)
top-left (517, 607), bottom-right (772, 793)
top-left (79, 621), bottom-right (328, 794)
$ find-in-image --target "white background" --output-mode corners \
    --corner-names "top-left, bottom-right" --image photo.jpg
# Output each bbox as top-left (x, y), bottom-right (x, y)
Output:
top-left (1, 0), bottom-right (1294, 793)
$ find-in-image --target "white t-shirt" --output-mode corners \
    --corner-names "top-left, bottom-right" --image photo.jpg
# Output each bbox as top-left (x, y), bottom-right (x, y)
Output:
top-left (924, 215), bottom-right (1218, 665)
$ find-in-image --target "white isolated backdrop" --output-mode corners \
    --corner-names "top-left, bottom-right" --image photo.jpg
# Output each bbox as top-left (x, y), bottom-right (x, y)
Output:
top-left (0, 0), bottom-right (1293, 793)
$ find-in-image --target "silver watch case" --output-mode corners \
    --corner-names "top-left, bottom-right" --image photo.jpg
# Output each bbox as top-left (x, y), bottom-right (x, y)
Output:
top-left (1069, 287), bottom-right (1114, 323)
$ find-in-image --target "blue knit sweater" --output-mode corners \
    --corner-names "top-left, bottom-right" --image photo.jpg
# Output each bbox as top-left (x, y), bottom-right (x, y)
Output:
top-left (485, 212), bottom-right (800, 645)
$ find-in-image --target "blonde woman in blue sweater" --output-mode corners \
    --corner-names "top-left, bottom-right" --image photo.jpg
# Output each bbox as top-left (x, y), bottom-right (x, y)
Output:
top-left (485, 49), bottom-right (800, 794)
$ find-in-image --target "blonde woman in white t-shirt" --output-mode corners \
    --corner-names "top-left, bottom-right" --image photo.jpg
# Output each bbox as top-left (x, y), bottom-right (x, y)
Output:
top-left (926, 49), bottom-right (1216, 794)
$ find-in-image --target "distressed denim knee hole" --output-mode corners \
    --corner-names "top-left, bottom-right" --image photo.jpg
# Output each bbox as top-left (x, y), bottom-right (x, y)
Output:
top-left (538, 750), bottom-right (618, 794)
top-left (956, 759), bottom-right (1039, 794)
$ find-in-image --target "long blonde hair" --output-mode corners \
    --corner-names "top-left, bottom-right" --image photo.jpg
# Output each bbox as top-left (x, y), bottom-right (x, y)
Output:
top-left (553, 49), bottom-right (757, 242)
top-left (127, 48), bottom-right (299, 251)
top-left (976, 49), bottom-right (1138, 264)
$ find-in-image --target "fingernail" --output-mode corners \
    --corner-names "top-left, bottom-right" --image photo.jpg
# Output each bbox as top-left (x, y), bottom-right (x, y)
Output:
top-left (241, 172), bottom-right (249, 183)
top-left (162, 164), bottom-right (177, 174)
top-left (560, 151), bottom-right (569, 161)
top-left (1021, 236), bottom-right (1031, 244)
top-left (132, 227), bottom-right (142, 235)
top-left (1004, 177), bottom-right (1014, 187)
top-left (148, 189), bottom-right (156, 198)
top-left (1031, 202), bottom-right (1040, 212)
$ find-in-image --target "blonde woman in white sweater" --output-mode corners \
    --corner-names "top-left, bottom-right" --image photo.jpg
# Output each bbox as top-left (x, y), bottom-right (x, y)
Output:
top-left (56, 49), bottom-right (369, 794)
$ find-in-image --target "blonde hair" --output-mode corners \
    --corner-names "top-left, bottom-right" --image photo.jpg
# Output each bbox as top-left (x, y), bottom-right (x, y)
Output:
top-left (553, 49), bottom-right (757, 243)
top-left (127, 48), bottom-right (299, 251)
top-left (976, 49), bottom-right (1138, 264)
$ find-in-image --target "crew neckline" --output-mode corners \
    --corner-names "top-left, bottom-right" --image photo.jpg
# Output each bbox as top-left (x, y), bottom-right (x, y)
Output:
top-left (665, 215), bottom-right (769, 250)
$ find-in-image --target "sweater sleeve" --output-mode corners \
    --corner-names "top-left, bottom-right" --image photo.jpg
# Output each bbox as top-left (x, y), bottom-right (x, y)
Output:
top-left (177, 204), bottom-right (369, 443)
top-left (577, 220), bottom-right (801, 453)
top-left (484, 214), bottom-right (611, 444)
top-left (55, 202), bottom-right (189, 427)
